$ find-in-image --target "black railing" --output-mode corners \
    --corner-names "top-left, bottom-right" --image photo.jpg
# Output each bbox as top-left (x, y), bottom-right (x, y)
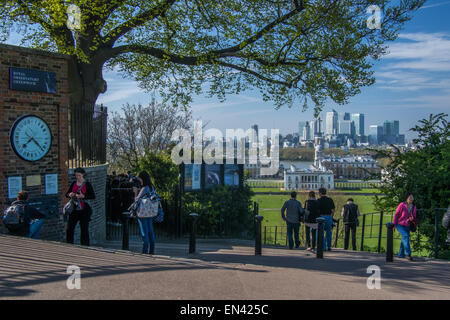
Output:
top-left (68, 104), bottom-right (107, 168)
top-left (263, 208), bottom-right (448, 258)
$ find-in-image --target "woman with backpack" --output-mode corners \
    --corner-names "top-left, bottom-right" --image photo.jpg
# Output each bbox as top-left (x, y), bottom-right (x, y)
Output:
top-left (65, 167), bottom-right (96, 246)
top-left (393, 192), bottom-right (417, 261)
top-left (304, 191), bottom-right (320, 251)
top-left (131, 171), bottom-right (157, 255)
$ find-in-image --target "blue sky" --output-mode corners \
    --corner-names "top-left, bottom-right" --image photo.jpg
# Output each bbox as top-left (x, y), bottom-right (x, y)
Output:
top-left (5, 1), bottom-right (450, 141)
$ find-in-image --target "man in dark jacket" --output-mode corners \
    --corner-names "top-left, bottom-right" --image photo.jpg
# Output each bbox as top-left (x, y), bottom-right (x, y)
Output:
top-left (281, 191), bottom-right (304, 249)
top-left (317, 188), bottom-right (335, 251)
top-left (3, 190), bottom-right (47, 238)
top-left (341, 198), bottom-right (360, 250)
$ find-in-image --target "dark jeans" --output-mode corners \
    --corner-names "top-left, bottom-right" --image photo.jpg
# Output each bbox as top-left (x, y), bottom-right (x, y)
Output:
top-left (66, 210), bottom-right (90, 246)
top-left (138, 217), bottom-right (156, 254)
top-left (344, 223), bottom-right (357, 250)
top-left (305, 225), bottom-right (317, 249)
top-left (286, 222), bottom-right (300, 249)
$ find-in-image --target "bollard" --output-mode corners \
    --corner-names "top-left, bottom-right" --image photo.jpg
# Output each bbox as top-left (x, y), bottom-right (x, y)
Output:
top-left (316, 217), bottom-right (325, 259)
top-left (255, 215), bottom-right (264, 255)
top-left (189, 213), bottom-right (199, 254)
top-left (121, 212), bottom-right (130, 250)
top-left (386, 223), bottom-right (394, 262)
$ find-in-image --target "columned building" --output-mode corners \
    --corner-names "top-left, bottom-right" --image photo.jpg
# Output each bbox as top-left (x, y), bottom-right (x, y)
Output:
top-left (284, 166), bottom-right (334, 190)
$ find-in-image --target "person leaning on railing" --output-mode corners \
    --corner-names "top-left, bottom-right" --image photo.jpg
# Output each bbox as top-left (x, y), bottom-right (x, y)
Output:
top-left (393, 192), bottom-right (417, 261)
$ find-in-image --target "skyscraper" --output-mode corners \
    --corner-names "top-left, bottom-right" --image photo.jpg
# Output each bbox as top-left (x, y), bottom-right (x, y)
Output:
top-left (298, 121), bottom-right (307, 139)
top-left (303, 122), bottom-right (312, 140)
top-left (351, 113), bottom-right (365, 136)
top-left (338, 112), bottom-right (350, 121)
top-left (338, 120), bottom-right (353, 136)
top-left (326, 110), bottom-right (338, 135)
top-left (369, 125), bottom-right (383, 145)
top-left (393, 120), bottom-right (400, 136)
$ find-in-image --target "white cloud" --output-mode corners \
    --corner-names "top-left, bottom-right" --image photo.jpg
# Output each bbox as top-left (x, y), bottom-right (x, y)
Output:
top-left (97, 82), bottom-right (142, 104)
top-left (421, 1), bottom-right (450, 9)
top-left (383, 33), bottom-right (450, 71)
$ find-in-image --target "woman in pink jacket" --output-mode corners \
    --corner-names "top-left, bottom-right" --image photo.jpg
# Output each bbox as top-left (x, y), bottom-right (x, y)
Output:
top-left (393, 193), bottom-right (417, 261)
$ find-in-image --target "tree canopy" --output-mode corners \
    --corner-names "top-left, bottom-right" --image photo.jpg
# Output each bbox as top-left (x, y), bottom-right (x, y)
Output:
top-left (0, 0), bottom-right (425, 112)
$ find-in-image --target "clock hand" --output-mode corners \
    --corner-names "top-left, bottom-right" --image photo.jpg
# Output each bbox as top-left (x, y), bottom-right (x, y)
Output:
top-left (31, 137), bottom-right (44, 152)
top-left (23, 137), bottom-right (33, 148)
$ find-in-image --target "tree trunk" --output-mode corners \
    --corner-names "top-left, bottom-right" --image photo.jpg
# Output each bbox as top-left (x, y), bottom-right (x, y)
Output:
top-left (67, 56), bottom-right (107, 167)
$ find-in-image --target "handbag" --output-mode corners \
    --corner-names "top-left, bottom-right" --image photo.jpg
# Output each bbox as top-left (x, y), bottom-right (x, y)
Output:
top-left (136, 194), bottom-right (159, 218)
top-left (63, 199), bottom-right (75, 215)
top-left (63, 181), bottom-right (86, 215)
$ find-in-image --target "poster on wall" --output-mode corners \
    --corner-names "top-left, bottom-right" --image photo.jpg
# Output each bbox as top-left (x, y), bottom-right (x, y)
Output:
top-left (192, 164), bottom-right (201, 190)
top-left (8, 176), bottom-right (22, 199)
top-left (224, 164), bottom-right (239, 186)
top-left (184, 164), bottom-right (201, 191)
top-left (184, 164), bottom-right (193, 191)
top-left (204, 164), bottom-right (221, 189)
top-left (45, 174), bottom-right (58, 195)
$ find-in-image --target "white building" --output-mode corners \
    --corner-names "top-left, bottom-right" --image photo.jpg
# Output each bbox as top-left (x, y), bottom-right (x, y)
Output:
top-left (284, 165), bottom-right (334, 190)
top-left (284, 135), bottom-right (334, 190)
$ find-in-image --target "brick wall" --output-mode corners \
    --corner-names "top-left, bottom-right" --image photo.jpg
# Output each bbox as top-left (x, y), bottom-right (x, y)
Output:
top-left (68, 164), bottom-right (108, 245)
top-left (0, 44), bottom-right (69, 240)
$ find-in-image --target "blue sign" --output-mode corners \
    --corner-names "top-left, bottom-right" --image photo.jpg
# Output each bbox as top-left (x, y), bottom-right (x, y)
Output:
top-left (9, 67), bottom-right (56, 93)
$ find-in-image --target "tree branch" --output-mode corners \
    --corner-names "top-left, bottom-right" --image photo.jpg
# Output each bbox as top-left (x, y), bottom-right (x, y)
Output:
top-left (102, 0), bottom-right (177, 47)
top-left (211, 3), bottom-right (305, 56)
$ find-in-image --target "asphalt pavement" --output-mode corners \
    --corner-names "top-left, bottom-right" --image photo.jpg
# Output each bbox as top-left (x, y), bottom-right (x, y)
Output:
top-left (1, 234), bottom-right (449, 300)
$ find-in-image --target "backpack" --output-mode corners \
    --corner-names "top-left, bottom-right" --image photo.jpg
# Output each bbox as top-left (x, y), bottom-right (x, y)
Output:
top-left (343, 204), bottom-right (358, 224)
top-left (2, 202), bottom-right (26, 231)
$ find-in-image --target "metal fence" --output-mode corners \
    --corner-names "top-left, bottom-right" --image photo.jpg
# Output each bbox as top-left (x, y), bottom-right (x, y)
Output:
top-left (68, 104), bottom-right (107, 168)
top-left (262, 208), bottom-right (448, 258)
top-left (246, 180), bottom-right (284, 189)
top-left (106, 217), bottom-right (171, 241)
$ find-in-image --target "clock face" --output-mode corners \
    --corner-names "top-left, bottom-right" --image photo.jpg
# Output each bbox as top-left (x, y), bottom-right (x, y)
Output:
top-left (9, 115), bottom-right (52, 162)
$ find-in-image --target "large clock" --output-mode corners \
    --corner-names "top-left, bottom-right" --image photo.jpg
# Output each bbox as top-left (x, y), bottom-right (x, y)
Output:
top-left (9, 115), bottom-right (52, 162)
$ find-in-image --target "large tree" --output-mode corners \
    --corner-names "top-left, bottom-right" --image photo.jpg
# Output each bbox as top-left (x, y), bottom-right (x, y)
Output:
top-left (108, 98), bottom-right (191, 170)
top-left (0, 0), bottom-right (425, 112)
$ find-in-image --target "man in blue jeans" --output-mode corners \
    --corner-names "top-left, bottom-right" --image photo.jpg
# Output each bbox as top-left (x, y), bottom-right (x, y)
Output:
top-left (281, 191), bottom-right (304, 249)
top-left (3, 190), bottom-right (46, 239)
top-left (317, 188), bottom-right (335, 251)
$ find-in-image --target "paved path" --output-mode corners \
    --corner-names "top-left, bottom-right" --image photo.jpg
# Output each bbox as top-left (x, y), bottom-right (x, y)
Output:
top-left (1, 235), bottom-right (449, 300)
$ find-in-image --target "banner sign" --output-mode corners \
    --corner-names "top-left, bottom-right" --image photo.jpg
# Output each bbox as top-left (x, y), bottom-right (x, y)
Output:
top-left (181, 162), bottom-right (244, 192)
top-left (9, 67), bottom-right (56, 93)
